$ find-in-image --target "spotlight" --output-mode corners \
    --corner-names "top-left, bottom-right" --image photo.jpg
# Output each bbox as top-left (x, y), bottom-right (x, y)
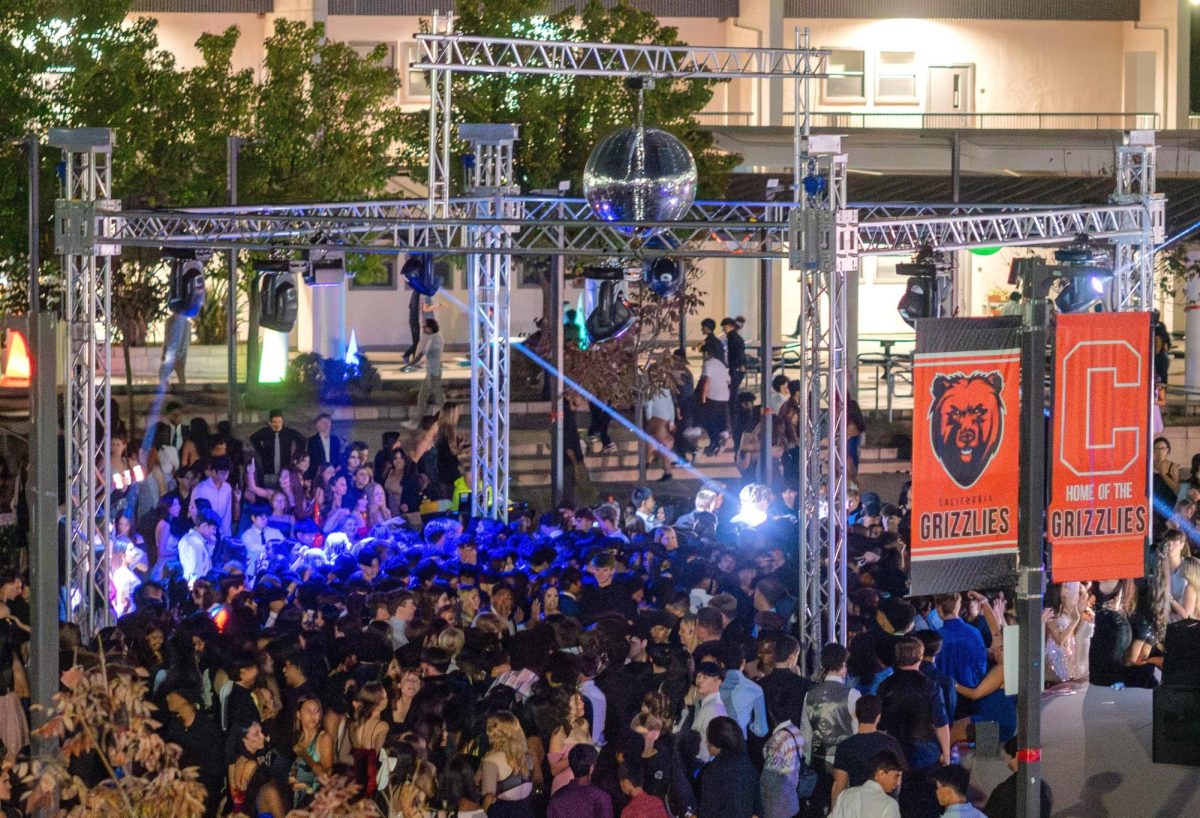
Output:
top-left (304, 246), bottom-right (346, 287)
top-left (401, 253), bottom-right (441, 297)
top-left (1052, 236), bottom-right (1112, 313)
top-left (256, 260), bottom-right (299, 333)
top-left (641, 235), bottom-right (683, 298)
top-left (585, 280), bottom-right (635, 344)
top-left (895, 245), bottom-right (943, 328)
top-left (165, 249), bottom-right (211, 317)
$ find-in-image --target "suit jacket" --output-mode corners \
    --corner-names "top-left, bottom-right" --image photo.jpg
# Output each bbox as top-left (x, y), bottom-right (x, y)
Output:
top-left (307, 432), bottom-right (343, 476)
top-left (248, 425), bottom-right (306, 477)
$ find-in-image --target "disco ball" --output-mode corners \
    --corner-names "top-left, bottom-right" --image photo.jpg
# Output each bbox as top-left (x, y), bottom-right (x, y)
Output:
top-left (583, 127), bottom-right (698, 234)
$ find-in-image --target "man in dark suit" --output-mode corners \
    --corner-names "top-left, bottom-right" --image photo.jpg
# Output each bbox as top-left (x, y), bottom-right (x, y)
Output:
top-left (306, 412), bottom-right (342, 478)
top-left (721, 317), bottom-right (746, 400)
top-left (248, 409), bottom-right (306, 488)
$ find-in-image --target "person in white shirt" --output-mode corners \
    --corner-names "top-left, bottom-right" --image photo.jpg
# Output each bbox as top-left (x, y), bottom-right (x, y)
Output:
top-left (643, 385), bottom-right (677, 480)
top-left (240, 503), bottom-right (284, 579)
top-left (769, 374), bottom-right (790, 414)
top-left (828, 750), bottom-right (903, 818)
top-left (631, 487), bottom-right (661, 532)
top-left (178, 511), bottom-right (219, 587)
top-left (191, 456), bottom-right (234, 538)
top-left (697, 345), bottom-right (731, 456)
top-left (677, 661), bottom-right (729, 765)
top-left (109, 541), bottom-right (141, 618)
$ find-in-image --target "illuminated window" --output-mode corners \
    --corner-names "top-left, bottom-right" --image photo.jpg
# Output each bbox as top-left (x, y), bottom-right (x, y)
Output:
top-left (822, 49), bottom-right (866, 103)
top-left (399, 42), bottom-right (431, 99)
top-left (876, 51), bottom-right (919, 104)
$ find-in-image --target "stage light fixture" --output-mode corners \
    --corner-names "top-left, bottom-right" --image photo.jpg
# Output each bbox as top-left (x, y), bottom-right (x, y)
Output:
top-left (641, 235), bottom-right (683, 298)
top-left (256, 260), bottom-right (299, 333)
top-left (895, 245), bottom-right (943, 328)
top-left (1052, 237), bottom-right (1112, 313)
top-left (304, 246), bottom-right (347, 287)
top-left (401, 253), bottom-right (441, 297)
top-left (585, 280), bottom-right (635, 344)
top-left (165, 249), bottom-right (212, 317)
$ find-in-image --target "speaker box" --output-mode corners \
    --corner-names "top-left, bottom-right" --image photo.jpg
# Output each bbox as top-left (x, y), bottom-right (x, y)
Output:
top-left (1152, 685), bottom-right (1200, 766)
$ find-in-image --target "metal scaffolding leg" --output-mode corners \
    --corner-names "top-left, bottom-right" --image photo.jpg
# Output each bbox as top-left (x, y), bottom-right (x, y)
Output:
top-left (794, 147), bottom-right (854, 669)
top-left (50, 128), bottom-right (116, 639)
top-left (1110, 134), bottom-right (1165, 310)
top-left (462, 125), bottom-right (519, 520)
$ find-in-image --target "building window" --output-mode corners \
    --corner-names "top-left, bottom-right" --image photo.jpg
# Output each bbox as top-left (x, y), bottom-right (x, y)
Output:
top-left (875, 51), bottom-right (918, 104)
top-left (348, 256), bottom-right (396, 290)
top-left (347, 41), bottom-right (397, 71)
top-left (822, 49), bottom-right (866, 104)
top-left (399, 42), bottom-right (431, 99)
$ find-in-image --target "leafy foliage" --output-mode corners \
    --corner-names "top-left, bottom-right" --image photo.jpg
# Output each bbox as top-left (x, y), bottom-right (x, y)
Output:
top-left (22, 662), bottom-right (382, 818)
top-left (401, 0), bottom-right (738, 197)
top-left (557, 264), bottom-right (706, 408)
top-left (286, 352), bottom-right (383, 402)
top-left (22, 661), bottom-right (208, 818)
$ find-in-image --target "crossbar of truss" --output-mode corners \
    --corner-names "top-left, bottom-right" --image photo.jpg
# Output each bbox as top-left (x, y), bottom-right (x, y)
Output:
top-left (414, 33), bottom-right (828, 79)
top-left (857, 203), bottom-right (1151, 255)
top-left (104, 199), bottom-right (1155, 261)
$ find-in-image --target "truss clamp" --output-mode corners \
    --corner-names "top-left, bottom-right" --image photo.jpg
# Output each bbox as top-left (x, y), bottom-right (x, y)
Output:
top-left (836, 209), bottom-right (859, 273)
top-left (789, 208), bottom-right (834, 272)
top-left (54, 199), bottom-right (123, 257)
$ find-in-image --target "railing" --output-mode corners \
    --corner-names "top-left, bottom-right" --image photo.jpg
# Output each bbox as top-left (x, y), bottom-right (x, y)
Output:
top-left (696, 111), bottom-right (1159, 129)
top-left (1187, 115), bottom-right (1200, 130)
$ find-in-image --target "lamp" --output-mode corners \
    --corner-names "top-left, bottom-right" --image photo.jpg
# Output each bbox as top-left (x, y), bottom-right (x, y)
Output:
top-left (585, 280), bottom-right (635, 344)
top-left (895, 245), bottom-right (943, 328)
top-left (165, 249), bottom-right (211, 317)
top-left (257, 261), bottom-right (299, 333)
top-left (1052, 237), bottom-right (1112, 313)
top-left (1, 330), bottom-right (31, 386)
top-left (401, 253), bottom-right (441, 297)
top-left (304, 246), bottom-right (347, 287)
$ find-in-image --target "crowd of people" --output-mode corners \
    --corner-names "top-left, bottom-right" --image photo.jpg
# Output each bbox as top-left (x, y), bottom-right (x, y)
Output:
top-left (0, 345), bottom-right (1190, 818)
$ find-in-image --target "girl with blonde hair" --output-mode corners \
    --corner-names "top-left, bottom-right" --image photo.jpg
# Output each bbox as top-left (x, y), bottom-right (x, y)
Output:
top-left (481, 711), bottom-right (533, 817)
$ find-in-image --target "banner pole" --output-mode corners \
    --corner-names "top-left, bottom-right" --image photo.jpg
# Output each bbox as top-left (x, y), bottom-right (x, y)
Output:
top-left (1016, 269), bottom-right (1051, 818)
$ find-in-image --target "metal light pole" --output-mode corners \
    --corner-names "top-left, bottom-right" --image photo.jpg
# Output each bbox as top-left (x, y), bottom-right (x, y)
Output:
top-left (226, 136), bottom-right (244, 424)
top-left (1016, 266), bottom-right (1053, 818)
top-left (552, 194), bottom-right (566, 507)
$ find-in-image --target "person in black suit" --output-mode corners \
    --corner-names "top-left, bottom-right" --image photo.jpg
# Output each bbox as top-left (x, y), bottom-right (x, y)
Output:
top-left (721, 317), bottom-right (747, 404)
top-left (306, 412), bottom-right (342, 479)
top-left (248, 409), bottom-right (306, 489)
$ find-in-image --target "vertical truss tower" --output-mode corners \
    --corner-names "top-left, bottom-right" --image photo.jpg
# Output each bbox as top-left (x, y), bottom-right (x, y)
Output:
top-left (49, 128), bottom-right (115, 638)
top-left (792, 140), bottom-right (856, 665)
top-left (462, 125), bottom-right (520, 521)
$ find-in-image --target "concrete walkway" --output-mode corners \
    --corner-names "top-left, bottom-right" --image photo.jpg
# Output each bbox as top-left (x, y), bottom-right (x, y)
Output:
top-left (964, 683), bottom-right (1200, 818)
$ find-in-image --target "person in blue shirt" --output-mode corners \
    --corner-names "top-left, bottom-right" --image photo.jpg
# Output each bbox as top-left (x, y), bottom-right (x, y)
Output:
top-left (933, 593), bottom-right (988, 721)
top-left (933, 764), bottom-right (987, 817)
top-left (704, 641), bottom-right (769, 739)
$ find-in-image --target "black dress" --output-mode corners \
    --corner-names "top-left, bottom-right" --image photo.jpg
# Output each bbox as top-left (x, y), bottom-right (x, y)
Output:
top-left (1089, 607), bottom-right (1158, 688)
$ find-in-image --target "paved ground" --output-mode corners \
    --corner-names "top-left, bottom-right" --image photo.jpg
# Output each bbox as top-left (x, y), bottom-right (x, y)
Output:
top-left (962, 683), bottom-right (1200, 818)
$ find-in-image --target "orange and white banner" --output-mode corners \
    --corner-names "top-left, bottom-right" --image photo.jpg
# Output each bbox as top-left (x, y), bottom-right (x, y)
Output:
top-left (1048, 312), bottom-right (1151, 582)
top-left (910, 317), bottom-right (1021, 595)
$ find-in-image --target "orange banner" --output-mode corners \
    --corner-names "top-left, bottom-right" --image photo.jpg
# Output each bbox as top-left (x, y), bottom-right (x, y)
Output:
top-left (1048, 312), bottom-right (1151, 582)
top-left (910, 317), bottom-right (1021, 594)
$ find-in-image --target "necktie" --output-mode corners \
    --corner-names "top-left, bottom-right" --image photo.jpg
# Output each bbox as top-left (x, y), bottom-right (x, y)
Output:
top-left (273, 432), bottom-right (281, 474)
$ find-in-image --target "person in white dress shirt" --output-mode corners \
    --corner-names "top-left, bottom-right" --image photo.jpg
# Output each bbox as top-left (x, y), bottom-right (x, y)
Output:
top-left (828, 750), bottom-right (903, 818)
top-left (240, 503), bottom-right (284, 580)
top-left (178, 510), bottom-right (219, 587)
top-left (191, 456), bottom-right (234, 538)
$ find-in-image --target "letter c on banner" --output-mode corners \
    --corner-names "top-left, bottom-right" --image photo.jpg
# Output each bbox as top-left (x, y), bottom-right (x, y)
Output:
top-left (1057, 339), bottom-right (1143, 477)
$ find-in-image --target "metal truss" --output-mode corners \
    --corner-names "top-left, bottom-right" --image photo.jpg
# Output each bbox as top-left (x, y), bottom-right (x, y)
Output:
top-left (795, 149), bottom-right (853, 669)
top-left (49, 128), bottom-right (115, 639)
top-left (427, 13), bottom-right (454, 218)
top-left (414, 32), bottom-right (828, 79)
top-left (856, 203), bottom-right (1154, 256)
top-left (462, 125), bottom-right (519, 522)
top-left (1111, 137), bottom-right (1165, 310)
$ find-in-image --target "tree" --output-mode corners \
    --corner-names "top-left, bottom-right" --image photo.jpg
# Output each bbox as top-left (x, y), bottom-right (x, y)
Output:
top-left (399, 0), bottom-right (738, 409)
top-left (234, 19), bottom-right (406, 387)
top-left (23, 661), bottom-right (383, 818)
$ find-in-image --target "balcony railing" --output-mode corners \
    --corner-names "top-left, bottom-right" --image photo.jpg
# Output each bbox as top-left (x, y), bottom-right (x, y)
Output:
top-left (696, 111), bottom-right (1159, 129)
